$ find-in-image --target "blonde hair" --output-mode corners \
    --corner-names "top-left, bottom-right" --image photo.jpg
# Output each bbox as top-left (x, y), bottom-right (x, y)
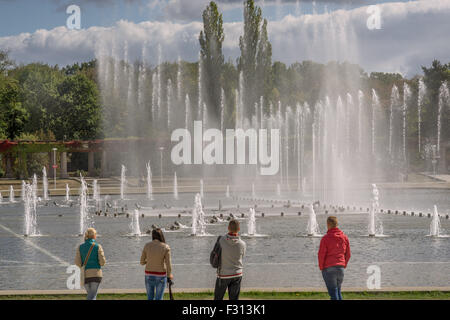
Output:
top-left (84, 228), bottom-right (97, 240)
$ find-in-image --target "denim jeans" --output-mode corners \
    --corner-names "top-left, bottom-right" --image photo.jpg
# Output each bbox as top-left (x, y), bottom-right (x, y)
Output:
top-left (84, 282), bottom-right (100, 300)
top-left (214, 277), bottom-right (242, 300)
top-left (145, 275), bottom-right (167, 300)
top-left (321, 266), bottom-right (345, 300)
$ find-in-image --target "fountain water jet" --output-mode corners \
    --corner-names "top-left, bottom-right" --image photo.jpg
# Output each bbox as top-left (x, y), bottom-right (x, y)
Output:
top-left (307, 204), bottom-right (320, 236)
top-left (146, 161), bottom-right (154, 200)
top-left (173, 172), bottom-right (179, 200)
top-left (247, 207), bottom-right (256, 236)
top-left (191, 193), bottom-right (207, 236)
top-left (429, 205), bottom-right (444, 237)
top-left (368, 184), bottom-right (383, 237)
top-left (9, 186), bottom-right (15, 203)
top-left (79, 176), bottom-right (93, 236)
top-left (120, 165), bottom-right (127, 200)
top-left (23, 183), bottom-right (39, 236)
top-left (65, 184), bottom-right (70, 202)
top-left (129, 209), bottom-right (142, 236)
top-left (42, 167), bottom-right (49, 201)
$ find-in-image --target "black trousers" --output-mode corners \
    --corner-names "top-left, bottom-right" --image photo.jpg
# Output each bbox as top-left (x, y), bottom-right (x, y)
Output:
top-left (214, 276), bottom-right (242, 300)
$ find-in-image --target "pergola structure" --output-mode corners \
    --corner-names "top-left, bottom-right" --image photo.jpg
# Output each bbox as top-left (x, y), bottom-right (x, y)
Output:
top-left (0, 138), bottom-right (165, 179)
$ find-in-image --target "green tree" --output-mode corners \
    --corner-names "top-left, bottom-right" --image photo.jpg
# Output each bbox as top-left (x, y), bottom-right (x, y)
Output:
top-left (199, 1), bottom-right (225, 125)
top-left (255, 18), bottom-right (272, 113)
top-left (0, 75), bottom-right (29, 139)
top-left (52, 73), bottom-right (101, 140)
top-left (421, 60), bottom-right (450, 143)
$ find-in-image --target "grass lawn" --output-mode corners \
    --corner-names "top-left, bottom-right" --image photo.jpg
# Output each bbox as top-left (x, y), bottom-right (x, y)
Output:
top-left (1, 291), bottom-right (449, 300)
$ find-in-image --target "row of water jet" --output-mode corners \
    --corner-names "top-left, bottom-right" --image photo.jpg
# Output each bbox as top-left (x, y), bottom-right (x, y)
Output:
top-left (191, 193), bottom-right (207, 236)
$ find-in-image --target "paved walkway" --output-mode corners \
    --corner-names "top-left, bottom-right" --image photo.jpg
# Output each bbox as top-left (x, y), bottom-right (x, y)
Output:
top-left (1, 287), bottom-right (450, 296)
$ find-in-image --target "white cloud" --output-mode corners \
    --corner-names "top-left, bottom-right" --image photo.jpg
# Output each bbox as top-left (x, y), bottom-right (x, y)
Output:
top-left (0, 0), bottom-right (449, 76)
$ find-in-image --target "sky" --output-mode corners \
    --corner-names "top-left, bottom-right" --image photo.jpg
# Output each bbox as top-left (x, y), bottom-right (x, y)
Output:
top-left (0, 0), bottom-right (449, 76)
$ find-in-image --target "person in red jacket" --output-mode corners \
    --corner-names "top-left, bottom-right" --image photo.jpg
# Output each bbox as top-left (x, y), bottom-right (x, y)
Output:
top-left (318, 216), bottom-right (351, 300)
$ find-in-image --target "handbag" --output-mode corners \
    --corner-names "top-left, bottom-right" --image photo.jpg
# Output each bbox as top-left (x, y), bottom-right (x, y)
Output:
top-left (209, 236), bottom-right (222, 268)
top-left (80, 243), bottom-right (95, 287)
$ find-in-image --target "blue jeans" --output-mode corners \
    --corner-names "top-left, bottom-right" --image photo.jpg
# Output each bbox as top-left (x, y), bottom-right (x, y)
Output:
top-left (322, 266), bottom-right (344, 300)
top-left (84, 282), bottom-right (100, 300)
top-left (145, 275), bottom-right (167, 300)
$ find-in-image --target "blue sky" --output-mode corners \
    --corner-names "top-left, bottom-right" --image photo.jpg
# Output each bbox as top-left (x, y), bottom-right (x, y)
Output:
top-left (0, 0), bottom-right (410, 37)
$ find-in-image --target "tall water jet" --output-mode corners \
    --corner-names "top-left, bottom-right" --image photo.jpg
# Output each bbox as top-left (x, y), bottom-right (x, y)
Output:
top-left (167, 79), bottom-right (173, 129)
top-left (65, 184), bottom-right (70, 202)
top-left (177, 56), bottom-right (182, 101)
top-left (185, 94), bottom-right (191, 130)
top-left (21, 180), bottom-right (26, 201)
top-left (220, 88), bottom-right (225, 132)
top-left (79, 176), bottom-right (93, 236)
top-left (191, 193), bottom-right (206, 236)
top-left (402, 83), bottom-right (411, 164)
top-left (146, 161), bottom-right (154, 200)
top-left (129, 209), bottom-right (142, 236)
top-left (429, 205), bottom-right (442, 237)
top-left (0, 192), bottom-right (2, 203)
top-left (198, 52), bottom-right (203, 121)
top-left (277, 183), bottom-right (281, 197)
top-left (120, 165), bottom-right (126, 200)
top-left (418, 78), bottom-right (426, 153)
top-left (371, 89), bottom-right (380, 155)
top-left (368, 184), bottom-right (383, 237)
top-left (42, 167), bottom-right (49, 201)
top-left (9, 186), bottom-right (15, 203)
top-left (247, 207), bottom-right (256, 236)
top-left (200, 179), bottom-right (204, 198)
top-left (173, 172), bottom-right (179, 200)
top-left (93, 180), bottom-right (100, 202)
top-left (23, 183), bottom-right (39, 236)
top-left (226, 185), bottom-right (230, 198)
top-left (252, 183), bottom-right (256, 199)
top-left (389, 85), bottom-right (400, 156)
top-left (358, 90), bottom-right (364, 153)
top-left (437, 81), bottom-right (449, 154)
top-left (307, 204), bottom-right (320, 236)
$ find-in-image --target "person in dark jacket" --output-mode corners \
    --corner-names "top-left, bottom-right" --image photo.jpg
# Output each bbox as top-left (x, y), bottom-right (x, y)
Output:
top-left (318, 216), bottom-right (351, 300)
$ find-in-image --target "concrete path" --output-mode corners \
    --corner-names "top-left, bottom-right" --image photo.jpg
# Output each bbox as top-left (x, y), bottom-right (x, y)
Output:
top-left (1, 287), bottom-right (450, 296)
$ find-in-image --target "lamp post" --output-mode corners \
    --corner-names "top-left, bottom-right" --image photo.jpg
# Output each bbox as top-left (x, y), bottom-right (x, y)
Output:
top-left (159, 147), bottom-right (164, 187)
top-left (52, 148), bottom-right (57, 189)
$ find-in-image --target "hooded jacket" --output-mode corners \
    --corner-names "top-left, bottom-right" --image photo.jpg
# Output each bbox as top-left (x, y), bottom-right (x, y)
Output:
top-left (218, 233), bottom-right (246, 278)
top-left (318, 227), bottom-right (351, 271)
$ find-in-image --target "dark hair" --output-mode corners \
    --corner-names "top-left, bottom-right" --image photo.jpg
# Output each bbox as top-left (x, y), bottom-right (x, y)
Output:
top-left (327, 216), bottom-right (338, 228)
top-left (152, 228), bottom-right (166, 243)
top-left (228, 219), bottom-right (240, 233)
